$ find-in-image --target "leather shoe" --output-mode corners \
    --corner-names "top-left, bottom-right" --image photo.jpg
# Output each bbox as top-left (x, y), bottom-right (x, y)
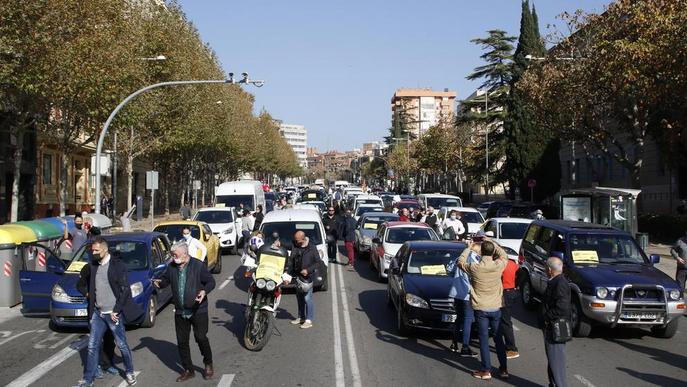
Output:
top-left (203, 364), bottom-right (214, 380)
top-left (176, 370), bottom-right (195, 382)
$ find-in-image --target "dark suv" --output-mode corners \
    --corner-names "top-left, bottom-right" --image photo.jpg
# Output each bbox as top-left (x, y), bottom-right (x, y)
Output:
top-left (518, 220), bottom-right (684, 338)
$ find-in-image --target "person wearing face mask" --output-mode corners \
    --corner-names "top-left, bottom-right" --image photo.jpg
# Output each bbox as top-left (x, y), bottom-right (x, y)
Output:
top-left (289, 231), bottom-right (320, 329)
top-left (181, 226), bottom-right (207, 263)
top-left (442, 210), bottom-right (466, 240)
top-left (154, 241), bottom-right (216, 382)
top-left (422, 207), bottom-right (439, 231)
top-left (75, 237), bottom-right (139, 387)
top-left (63, 214), bottom-right (89, 257)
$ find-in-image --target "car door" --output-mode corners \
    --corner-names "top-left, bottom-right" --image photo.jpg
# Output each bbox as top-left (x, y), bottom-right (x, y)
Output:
top-left (201, 223), bottom-right (217, 266)
top-left (372, 225), bottom-right (386, 268)
top-left (388, 244), bottom-right (408, 308)
top-left (19, 244), bottom-right (66, 312)
top-left (151, 237), bottom-right (172, 302)
top-left (532, 227), bottom-right (556, 293)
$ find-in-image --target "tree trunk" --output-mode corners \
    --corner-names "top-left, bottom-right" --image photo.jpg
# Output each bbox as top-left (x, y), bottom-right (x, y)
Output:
top-left (163, 171), bottom-right (170, 215)
top-left (126, 153), bottom-right (134, 210)
top-left (10, 128), bottom-right (24, 222)
top-left (59, 150), bottom-right (69, 217)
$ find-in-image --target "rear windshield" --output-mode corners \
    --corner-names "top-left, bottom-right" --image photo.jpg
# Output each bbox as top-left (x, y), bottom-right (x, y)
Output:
top-left (73, 241), bottom-right (149, 271)
top-left (461, 212), bottom-right (484, 224)
top-left (216, 195), bottom-right (255, 211)
top-left (499, 223), bottom-right (529, 240)
top-left (194, 210), bottom-right (233, 223)
top-left (154, 225), bottom-right (200, 243)
top-left (427, 197), bottom-right (462, 208)
top-left (568, 234), bottom-right (645, 264)
top-left (386, 228), bottom-right (438, 244)
top-left (261, 221), bottom-right (323, 250)
top-left (356, 206), bottom-right (383, 216)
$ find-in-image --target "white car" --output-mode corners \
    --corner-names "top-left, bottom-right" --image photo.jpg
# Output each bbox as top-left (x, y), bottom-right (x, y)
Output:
top-left (193, 207), bottom-right (240, 254)
top-left (354, 204), bottom-right (384, 221)
top-left (352, 194), bottom-right (383, 214)
top-left (417, 193), bottom-right (463, 210)
top-left (370, 221), bottom-right (440, 281)
top-left (480, 217), bottom-right (533, 253)
top-left (258, 209), bottom-right (330, 291)
top-left (437, 206), bottom-right (485, 235)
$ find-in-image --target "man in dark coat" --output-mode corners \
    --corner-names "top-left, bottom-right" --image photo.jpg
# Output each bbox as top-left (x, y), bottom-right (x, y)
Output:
top-left (289, 231), bottom-right (321, 329)
top-left (340, 209), bottom-right (357, 270)
top-left (541, 257), bottom-right (571, 387)
top-left (322, 205), bottom-right (340, 263)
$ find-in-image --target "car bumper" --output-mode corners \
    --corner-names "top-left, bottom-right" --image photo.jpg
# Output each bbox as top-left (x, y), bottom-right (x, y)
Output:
top-left (380, 257), bottom-right (391, 278)
top-left (580, 295), bottom-right (685, 326)
top-left (51, 304), bottom-right (89, 328)
top-left (218, 233), bottom-right (236, 248)
top-left (404, 306), bottom-right (456, 331)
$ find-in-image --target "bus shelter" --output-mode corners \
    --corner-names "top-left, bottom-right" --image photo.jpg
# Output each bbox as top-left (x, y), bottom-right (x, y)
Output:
top-left (560, 187), bottom-right (641, 235)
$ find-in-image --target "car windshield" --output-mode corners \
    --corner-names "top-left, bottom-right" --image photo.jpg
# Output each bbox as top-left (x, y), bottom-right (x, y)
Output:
top-left (427, 197), bottom-right (461, 208)
top-left (461, 212), bottom-right (484, 223)
top-left (499, 222), bottom-right (529, 239)
top-left (386, 228), bottom-right (438, 244)
top-left (216, 195), bottom-right (255, 211)
top-left (396, 202), bottom-right (420, 210)
top-left (362, 215), bottom-right (399, 225)
top-left (356, 206), bottom-right (382, 216)
top-left (407, 249), bottom-right (464, 275)
top-left (568, 234), bottom-right (645, 264)
top-left (153, 224), bottom-right (200, 243)
top-left (73, 241), bottom-right (149, 271)
top-left (358, 199), bottom-right (381, 205)
top-left (194, 210), bottom-right (233, 223)
top-left (261, 221), bottom-right (323, 250)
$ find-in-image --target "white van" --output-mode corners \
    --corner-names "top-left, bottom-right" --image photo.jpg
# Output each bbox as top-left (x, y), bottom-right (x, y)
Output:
top-left (334, 180), bottom-right (350, 189)
top-left (215, 180), bottom-right (266, 212)
top-left (417, 193), bottom-right (462, 210)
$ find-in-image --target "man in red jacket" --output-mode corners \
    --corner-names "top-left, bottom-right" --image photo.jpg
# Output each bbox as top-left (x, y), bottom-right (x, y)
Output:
top-left (494, 244), bottom-right (520, 378)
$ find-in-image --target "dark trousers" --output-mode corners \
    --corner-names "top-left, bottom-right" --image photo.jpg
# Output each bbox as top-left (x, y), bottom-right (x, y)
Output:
top-left (501, 289), bottom-right (519, 352)
top-left (453, 299), bottom-right (474, 347)
top-left (676, 268), bottom-right (687, 293)
top-left (327, 238), bottom-right (338, 260)
top-left (544, 336), bottom-right (567, 387)
top-left (175, 313), bottom-right (213, 371)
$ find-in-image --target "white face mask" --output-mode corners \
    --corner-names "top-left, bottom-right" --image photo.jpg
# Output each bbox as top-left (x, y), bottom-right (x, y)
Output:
top-left (450, 215), bottom-right (457, 220)
top-left (183, 234), bottom-right (191, 240)
top-left (173, 257), bottom-right (183, 265)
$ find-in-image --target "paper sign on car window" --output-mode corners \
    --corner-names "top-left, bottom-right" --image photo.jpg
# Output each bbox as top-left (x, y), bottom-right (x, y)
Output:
top-left (571, 250), bottom-right (599, 263)
top-left (255, 254), bottom-right (286, 283)
top-left (363, 223), bottom-right (378, 230)
top-left (66, 261), bottom-right (87, 273)
top-left (420, 265), bottom-right (447, 276)
top-left (215, 203), bottom-right (226, 208)
top-left (307, 193), bottom-right (317, 199)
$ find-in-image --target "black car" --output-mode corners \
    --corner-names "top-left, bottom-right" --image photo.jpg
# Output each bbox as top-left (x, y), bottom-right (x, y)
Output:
top-left (387, 240), bottom-right (467, 335)
top-left (299, 189), bottom-right (326, 202)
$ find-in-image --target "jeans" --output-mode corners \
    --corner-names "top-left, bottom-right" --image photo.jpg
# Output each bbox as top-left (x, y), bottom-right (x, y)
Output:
top-left (84, 311), bottom-right (134, 383)
top-left (344, 241), bottom-right (355, 266)
top-left (175, 313), bottom-right (213, 371)
top-left (241, 230), bottom-right (252, 254)
top-left (676, 268), bottom-right (687, 293)
top-left (453, 299), bottom-right (474, 347)
top-left (544, 333), bottom-right (567, 387)
top-left (475, 310), bottom-right (501, 372)
top-left (501, 289), bottom-right (519, 352)
top-left (297, 286), bottom-right (314, 321)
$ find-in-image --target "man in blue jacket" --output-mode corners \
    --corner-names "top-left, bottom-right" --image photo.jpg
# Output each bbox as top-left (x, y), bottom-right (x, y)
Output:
top-left (155, 241), bottom-right (216, 382)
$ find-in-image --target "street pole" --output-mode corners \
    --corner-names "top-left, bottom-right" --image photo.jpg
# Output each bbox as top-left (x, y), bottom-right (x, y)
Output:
top-left (95, 75), bottom-right (264, 213)
top-left (113, 132), bottom-right (117, 219)
top-left (485, 89), bottom-right (489, 201)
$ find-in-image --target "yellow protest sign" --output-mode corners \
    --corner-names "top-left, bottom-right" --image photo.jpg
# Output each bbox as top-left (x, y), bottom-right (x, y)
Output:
top-left (307, 193), bottom-right (317, 199)
top-left (572, 250), bottom-right (599, 263)
top-left (420, 265), bottom-right (447, 276)
top-left (363, 223), bottom-right (378, 230)
top-left (67, 261), bottom-right (87, 273)
top-left (255, 253), bottom-right (286, 283)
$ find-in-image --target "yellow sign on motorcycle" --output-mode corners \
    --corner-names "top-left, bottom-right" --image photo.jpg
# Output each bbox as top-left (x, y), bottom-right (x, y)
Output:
top-left (255, 254), bottom-right (286, 283)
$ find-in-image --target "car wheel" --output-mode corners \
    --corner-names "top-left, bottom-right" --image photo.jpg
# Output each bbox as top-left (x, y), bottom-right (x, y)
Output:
top-left (212, 250), bottom-right (222, 274)
top-left (520, 278), bottom-right (538, 310)
top-left (571, 296), bottom-right (592, 337)
top-left (140, 296), bottom-right (157, 328)
top-left (651, 318), bottom-right (679, 338)
top-left (396, 305), bottom-right (410, 336)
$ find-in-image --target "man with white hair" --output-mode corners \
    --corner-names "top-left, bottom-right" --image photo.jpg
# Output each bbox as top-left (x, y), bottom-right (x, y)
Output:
top-left (542, 256), bottom-right (571, 387)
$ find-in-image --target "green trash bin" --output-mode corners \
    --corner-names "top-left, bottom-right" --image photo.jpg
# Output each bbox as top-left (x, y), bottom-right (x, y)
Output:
top-left (16, 221), bottom-right (63, 272)
top-left (0, 224), bottom-right (37, 307)
top-left (636, 232), bottom-right (649, 253)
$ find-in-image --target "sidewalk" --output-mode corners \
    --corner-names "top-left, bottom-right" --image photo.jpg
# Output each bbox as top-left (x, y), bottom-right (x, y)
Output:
top-left (646, 243), bottom-right (678, 280)
top-left (121, 213), bottom-right (184, 232)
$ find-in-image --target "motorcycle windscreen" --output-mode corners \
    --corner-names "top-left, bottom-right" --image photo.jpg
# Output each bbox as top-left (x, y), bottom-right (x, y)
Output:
top-left (255, 254), bottom-right (286, 283)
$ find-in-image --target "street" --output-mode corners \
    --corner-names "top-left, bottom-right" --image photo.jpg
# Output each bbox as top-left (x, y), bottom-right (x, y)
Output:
top-left (0, 245), bottom-right (685, 387)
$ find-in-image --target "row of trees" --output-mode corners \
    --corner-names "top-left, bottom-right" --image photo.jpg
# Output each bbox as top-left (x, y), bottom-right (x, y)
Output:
top-left (1, 0), bottom-right (302, 220)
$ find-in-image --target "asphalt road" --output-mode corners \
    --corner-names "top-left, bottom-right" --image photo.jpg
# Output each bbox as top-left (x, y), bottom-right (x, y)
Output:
top-left (1, 245), bottom-right (686, 387)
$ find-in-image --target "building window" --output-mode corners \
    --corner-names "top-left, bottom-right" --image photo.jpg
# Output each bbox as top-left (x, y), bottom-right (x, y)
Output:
top-left (43, 153), bottom-right (53, 185)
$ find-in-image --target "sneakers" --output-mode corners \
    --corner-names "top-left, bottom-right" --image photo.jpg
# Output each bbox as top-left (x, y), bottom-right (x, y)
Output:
top-left (290, 318), bottom-right (303, 325)
top-left (74, 381), bottom-right (94, 387)
top-left (347, 265), bottom-right (355, 271)
top-left (449, 342), bottom-right (459, 353)
top-left (472, 370), bottom-right (492, 380)
top-left (125, 372), bottom-right (137, 386)
top-left (95, 366), bottom-right (104, 379)
top-left (300, 320), bottom-right (313, 329)
top-left (460, 346), bottom-right (479, 358)
top-left (103, 366), bottom-right (119, 375)
top-left (506, 350), bottom-right (520, 359)
top-left (498, 367), bottom-right (510, 379)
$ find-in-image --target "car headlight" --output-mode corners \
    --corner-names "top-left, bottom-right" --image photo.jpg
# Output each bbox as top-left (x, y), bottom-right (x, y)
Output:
top-left (596, 287), bottom-right (608, 299)
top-left (130, 282), bottom-right (144, 298)
top-left (51, 284), bottom-right (71, 303)
top-left (363, 237), bottom-right (372, 245)
top-left (223, 227), bottom-right (234, 234)
top-left (265, 280), bottom-right (277, 291)
top-left (405, 293), bottom-right (429, 309)
top-left (256, 278), bottom-right (266, 289)
top-left (669, 289), bottom-right (681, 300)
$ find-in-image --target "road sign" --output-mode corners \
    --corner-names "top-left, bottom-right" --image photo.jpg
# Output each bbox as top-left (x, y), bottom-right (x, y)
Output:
top-left (528, 179), bottom-right (537, 188)
top-left (193, 180), bottom-right (201, 190)
top-left (146, 171), bottom-right (159, 190)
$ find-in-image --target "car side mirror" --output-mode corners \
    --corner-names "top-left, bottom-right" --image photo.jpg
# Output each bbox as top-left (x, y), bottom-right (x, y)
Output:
top-left (372, 237), bottom-right (381, 244)
top-left (649, 254), bottom-right (660, 265)
top-left (485, 231), bottom-right (494, 237)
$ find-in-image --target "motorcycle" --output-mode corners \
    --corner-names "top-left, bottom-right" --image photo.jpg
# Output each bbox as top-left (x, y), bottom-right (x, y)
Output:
top-left (241, 251), bottom-right (290, 351)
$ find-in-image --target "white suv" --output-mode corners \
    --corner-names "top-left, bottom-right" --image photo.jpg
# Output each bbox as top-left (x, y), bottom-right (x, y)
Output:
top-left (193, 207), bottom-right (240, 254)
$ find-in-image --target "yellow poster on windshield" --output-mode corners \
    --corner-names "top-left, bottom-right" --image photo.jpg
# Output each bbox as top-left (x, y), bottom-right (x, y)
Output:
top-left (420, 265), bottom-right (447, 276)
top-left (363, 223), bottom-right (378, 230)
top-left (572, 250), bottom-right (599, 264)
top-left (67, 261), bottom-right (88, 273)
top-left (255, 254), bottom-right (286, 283)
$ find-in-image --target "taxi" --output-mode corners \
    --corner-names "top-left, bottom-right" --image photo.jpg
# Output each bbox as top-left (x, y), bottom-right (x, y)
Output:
top-left (153, 220), bottom-right (222, 274)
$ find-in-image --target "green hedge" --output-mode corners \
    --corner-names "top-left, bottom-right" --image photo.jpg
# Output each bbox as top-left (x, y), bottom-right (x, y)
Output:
top-left (638, 214), bottom-right (687, 244)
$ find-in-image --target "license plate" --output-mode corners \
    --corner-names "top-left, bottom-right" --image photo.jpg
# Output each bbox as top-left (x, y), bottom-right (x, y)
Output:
top-left (442, 314), bottom-right (456, 323)
top-left (622, 312), bottom-right (657, 319)
top-left (75, 309), bottom-right (88, 317)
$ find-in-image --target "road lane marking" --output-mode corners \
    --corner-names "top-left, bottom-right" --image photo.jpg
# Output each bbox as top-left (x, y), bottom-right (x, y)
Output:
top-left (330, 263), bottom-right (345, 387)
top-left (0, 330), bottom-right (40, 348)
top-left (115, 371), bottom-right (141, 387)
top-left (33, 332), bottom-right (75, 349)
top-left (336, 262), bottom-right (362, 387)
top-left (575, 374), bottom-right (596, 387)
top-left (217, 373), bottom-right (236, 387)
top-left (7, 335), bottom-right (88, 387)
top-left (219, 275), bottom-right (234, 290)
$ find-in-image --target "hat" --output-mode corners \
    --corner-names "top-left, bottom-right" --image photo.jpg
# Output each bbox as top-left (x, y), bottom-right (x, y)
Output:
top-left (535, 209), bottom-right (543, 215)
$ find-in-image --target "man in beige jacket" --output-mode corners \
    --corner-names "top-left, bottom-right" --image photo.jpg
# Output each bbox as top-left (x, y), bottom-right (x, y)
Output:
top-left (459, 240), bottom-right (507, 380)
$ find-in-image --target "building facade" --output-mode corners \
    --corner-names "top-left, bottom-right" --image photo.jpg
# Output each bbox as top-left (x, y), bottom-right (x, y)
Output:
top-left (278, 123), bottom-right (308, 169)
top-left (391, 88), bottom-right (456, 138)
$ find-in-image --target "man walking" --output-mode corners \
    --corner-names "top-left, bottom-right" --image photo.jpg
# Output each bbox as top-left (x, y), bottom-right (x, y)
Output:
top-left (290, 231), bottom-right (320, 329)
top-left (75, 237), bottom-right (138, 387)
top-left (458, 241), bottom-right (507, 380)
top-left (241, 209), bottom-right (254, 254)
top-left (542, 257), bottom-right (571, 387)
top-left (154, 241), bottom-right (216, 382)
top-left (340, 209), bottom-right (357, 271)
top-left (180, 202), bottom-right (192, 220)
top-left (323, 206), bottom-right (340, 263)
top-left (670, 231), bottom-right (687, 293)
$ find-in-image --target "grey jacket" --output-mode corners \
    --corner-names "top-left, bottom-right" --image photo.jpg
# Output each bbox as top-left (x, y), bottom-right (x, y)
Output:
top-left (670, 237), bottom-right (687, 269)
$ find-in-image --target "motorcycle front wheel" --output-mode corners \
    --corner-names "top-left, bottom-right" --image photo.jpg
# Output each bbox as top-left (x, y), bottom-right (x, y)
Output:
top-left (243, 309), bottom-right (274, 351)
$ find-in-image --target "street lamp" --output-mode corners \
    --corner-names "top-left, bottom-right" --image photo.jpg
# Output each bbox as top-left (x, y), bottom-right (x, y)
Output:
top-left (95, 74), bottom-right (266, 213)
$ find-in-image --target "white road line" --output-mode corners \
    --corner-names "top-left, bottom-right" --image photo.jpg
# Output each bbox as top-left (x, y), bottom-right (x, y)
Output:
top-left (336, 262), bottom-right (362, 387)
top-left (217, 373), bottom-right (236, 387)
top-left (219, 277), bottom-right (232, 290)
top-left (330, 263), bottom-right (345, 387)
top-left (115, 371), bottom-right (141, 387)
top-left (0, 330), bottom-right (40, 348)
top-left (6, 335), bottom-right (88, 387)
top-left (575, 374), bottom-right (597, 387)
top-left (47, 333), bottom-right (77, 349)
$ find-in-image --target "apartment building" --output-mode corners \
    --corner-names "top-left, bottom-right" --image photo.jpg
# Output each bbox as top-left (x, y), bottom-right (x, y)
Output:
top-left (279, 123), bottom-right (308, 169)
top-left (391, 88), bottom-right (456, 138)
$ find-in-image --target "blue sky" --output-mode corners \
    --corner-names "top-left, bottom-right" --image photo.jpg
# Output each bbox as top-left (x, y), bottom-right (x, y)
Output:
top-left (177, 0), bottom-right (611, 151)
